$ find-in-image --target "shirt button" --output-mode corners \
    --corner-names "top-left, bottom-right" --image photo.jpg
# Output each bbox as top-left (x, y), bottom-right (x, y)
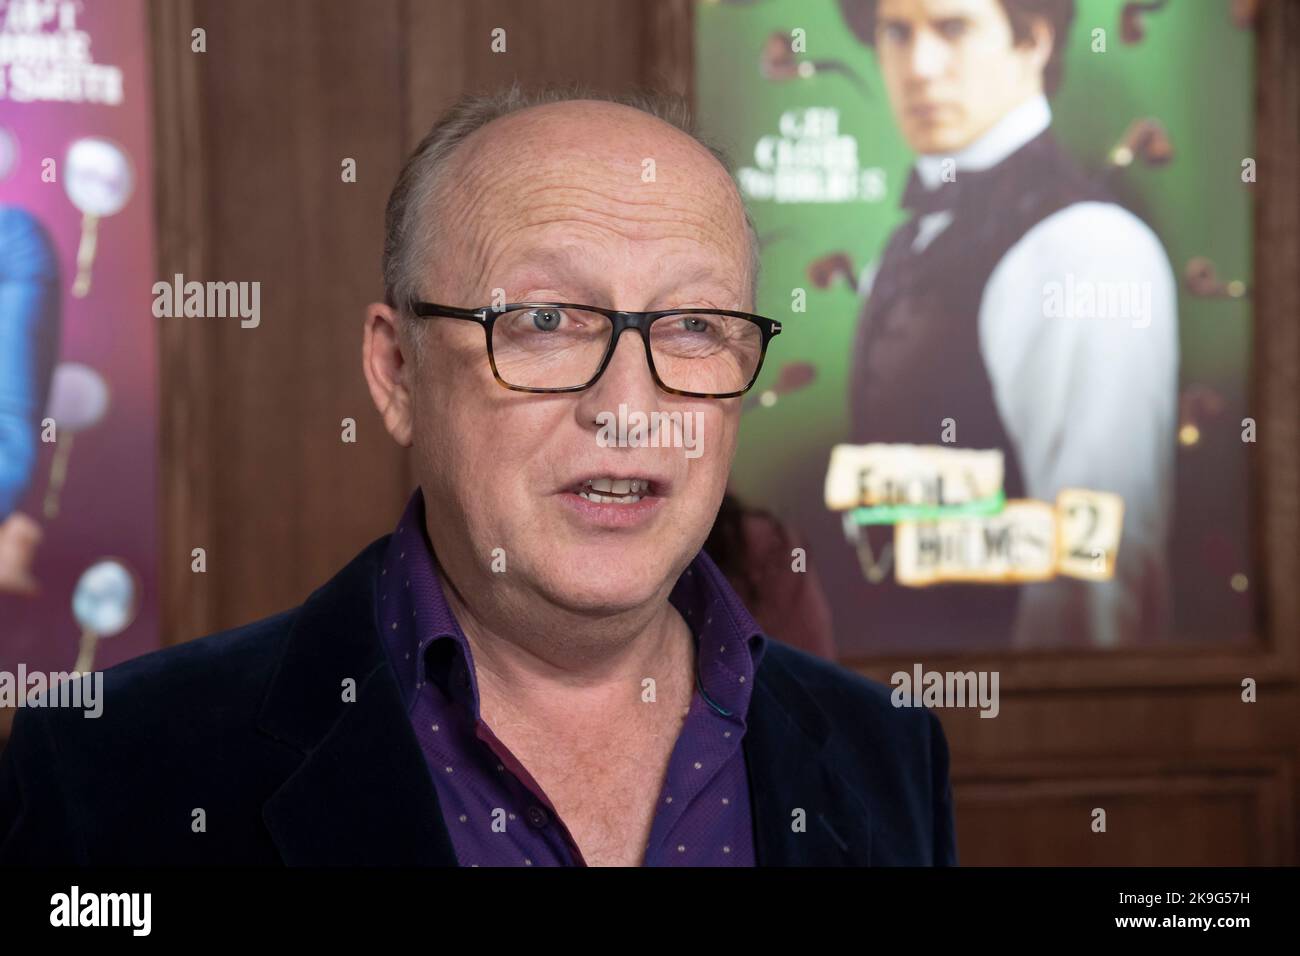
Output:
top-left (526, 805), bottom-right (550, 828)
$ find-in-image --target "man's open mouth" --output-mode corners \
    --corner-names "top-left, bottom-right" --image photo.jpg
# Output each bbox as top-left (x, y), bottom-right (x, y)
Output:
top-left (573, 477), bottom-right (654, 505)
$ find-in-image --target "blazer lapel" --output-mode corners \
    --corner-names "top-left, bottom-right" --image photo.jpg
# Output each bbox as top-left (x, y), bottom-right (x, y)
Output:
top-left (257, 538), bottom-right (459, 865)
top-left (744, 652), bottom-right (874, 865)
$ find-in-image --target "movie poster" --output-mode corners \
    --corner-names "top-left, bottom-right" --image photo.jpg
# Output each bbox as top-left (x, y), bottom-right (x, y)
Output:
top-left (697, 0), bottom-right (1255, 655)
top-left (0, 0), bottom-right (158, 732)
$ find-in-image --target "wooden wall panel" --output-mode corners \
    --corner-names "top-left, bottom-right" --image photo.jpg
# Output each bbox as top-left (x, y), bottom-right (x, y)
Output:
top-left (403, 0), bottom-right (692, 149)
top-left (154, 0), bottom-right (412, 639)
top-left (956, 761), bottom-right (1291, 866)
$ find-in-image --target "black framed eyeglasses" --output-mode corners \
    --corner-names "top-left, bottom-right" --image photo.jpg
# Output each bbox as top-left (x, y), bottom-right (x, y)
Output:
top-left (408, 300), bottom-right (782, 399)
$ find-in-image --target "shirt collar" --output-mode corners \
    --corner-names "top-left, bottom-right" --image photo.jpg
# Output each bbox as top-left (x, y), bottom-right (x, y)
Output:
top-left (915, 93), bottom-right (1051, 189)
top-left (377, 488), bottom-right (768, 725)
top-left (376, 490), bottom-right (468, 711)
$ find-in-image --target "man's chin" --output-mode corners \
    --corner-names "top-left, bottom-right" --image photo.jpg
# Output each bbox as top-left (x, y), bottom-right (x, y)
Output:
top-left (905, 128), bottom-right (968, 155)
top-left (529, 550), bottom-right (673, 615)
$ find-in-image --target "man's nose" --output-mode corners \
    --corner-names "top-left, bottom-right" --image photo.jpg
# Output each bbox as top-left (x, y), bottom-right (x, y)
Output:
top-left (910, 29), bottom-right (949, 80)
top-left (575, 323), bottom-right (662, 426)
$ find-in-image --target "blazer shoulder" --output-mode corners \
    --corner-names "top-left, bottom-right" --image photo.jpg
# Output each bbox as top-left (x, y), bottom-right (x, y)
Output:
top-left (758, 642), bottom-right (950, 796)
top-left (77, 532), bottom-right (393, 720)
top-left (23, 606), bottom-right (299, 756)
top-left (760, 640), bottom-right (928, 735)
top-left (2, 535), bottom-right (396, 864)
top-left (0, 607), bottom-right (303, 864)
top-left (40, 533), bottom-right (392, 740)
top-left (106, 607), bottom-right (296, 707)
top-left (757, 642), bottom-right (958, 865)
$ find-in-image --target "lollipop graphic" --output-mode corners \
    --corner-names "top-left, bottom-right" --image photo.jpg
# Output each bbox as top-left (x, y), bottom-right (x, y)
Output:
top-left (1107, 118), bottom-right (1174, 169)
top-left (760, 30), bottom-right (870, 98)
top-left (64, 137), bottom-right (134, 298)
top-left (43, 362), bottom-right (111, 519)
top-left (1185, 256), bottom-right (1250, 300)
top-left (741, 361), bottom-right (817, 414)
top-left (72, 558), bottom-right (139, 672)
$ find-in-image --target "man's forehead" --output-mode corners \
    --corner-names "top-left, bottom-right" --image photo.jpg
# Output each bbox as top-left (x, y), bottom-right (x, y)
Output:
top-left (445, 100), bottom-right (739, 207)
top-left (880, 0), bottom-right (996, 20)
top-left (492, 239), bottom-right (745, 298)
top-left (430, 101), bottom-right (752, 294)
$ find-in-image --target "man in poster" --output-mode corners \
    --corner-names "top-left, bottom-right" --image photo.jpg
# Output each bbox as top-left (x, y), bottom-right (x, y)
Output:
top-left (0, 205), bottom-right (60, 596)
top-left (837, 0), bottom-right (1178, 647)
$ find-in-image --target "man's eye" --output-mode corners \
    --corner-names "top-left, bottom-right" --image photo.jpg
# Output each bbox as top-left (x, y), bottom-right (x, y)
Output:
top-left (681, 316), bottom-right (712, 334)
top-left (878, 22), bottom-right (910, 45)
top-left (529, 308), bottom-right (563, 331)
top-left (936, 18), bottom-right (968, 40)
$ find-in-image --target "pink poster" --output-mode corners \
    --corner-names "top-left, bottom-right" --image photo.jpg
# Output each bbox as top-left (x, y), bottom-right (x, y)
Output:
top-left (0, 0), bottom-right (158, 736)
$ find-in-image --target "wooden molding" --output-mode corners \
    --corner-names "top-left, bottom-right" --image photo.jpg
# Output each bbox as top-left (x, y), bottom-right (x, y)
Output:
top-left (149, 0), bottom-right (214, 645)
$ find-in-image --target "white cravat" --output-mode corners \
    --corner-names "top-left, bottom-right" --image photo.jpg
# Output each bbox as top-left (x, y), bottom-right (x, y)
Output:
top-left (911, 94), bottom-right (1052, 252)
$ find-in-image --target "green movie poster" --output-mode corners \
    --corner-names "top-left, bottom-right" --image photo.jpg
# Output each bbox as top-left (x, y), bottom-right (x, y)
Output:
top-left (697, 0), bottom-right (1255, 657)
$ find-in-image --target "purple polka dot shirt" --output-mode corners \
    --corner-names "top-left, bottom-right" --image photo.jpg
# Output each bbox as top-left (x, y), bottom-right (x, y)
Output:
top-left (376, 489), bottom-right (767, 867)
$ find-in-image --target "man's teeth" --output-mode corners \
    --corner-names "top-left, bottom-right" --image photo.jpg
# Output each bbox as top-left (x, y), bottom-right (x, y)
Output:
top-left (578, 477), bottom-right (650, 504)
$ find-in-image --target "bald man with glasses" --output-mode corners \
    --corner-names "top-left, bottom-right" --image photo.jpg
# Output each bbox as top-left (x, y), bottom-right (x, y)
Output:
top-left (1, 87), bottom-right (956, 867)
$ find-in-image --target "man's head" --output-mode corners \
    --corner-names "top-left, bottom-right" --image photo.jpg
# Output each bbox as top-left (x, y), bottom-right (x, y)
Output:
top-left (363, 86), bottom-right (760, 634)
top-left (840, 0), bottom-right (1074, 154)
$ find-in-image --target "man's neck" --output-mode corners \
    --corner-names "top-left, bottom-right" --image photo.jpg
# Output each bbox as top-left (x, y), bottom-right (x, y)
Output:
top-left (915, 93), bottom-right (1052, 190)
top-left (440, 567), bottom-right (698, 735)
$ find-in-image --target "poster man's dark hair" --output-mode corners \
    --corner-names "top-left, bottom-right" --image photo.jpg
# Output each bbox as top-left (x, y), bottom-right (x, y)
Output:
top-left (837, 0), bottom-right (1076, 97)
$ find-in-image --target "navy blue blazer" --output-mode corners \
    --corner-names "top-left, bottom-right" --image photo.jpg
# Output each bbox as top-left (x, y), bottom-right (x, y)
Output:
top-left (0, 536), bottom-right (957, 866)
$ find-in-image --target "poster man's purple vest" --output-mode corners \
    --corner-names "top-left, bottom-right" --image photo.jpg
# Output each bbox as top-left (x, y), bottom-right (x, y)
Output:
top-left (848, 130), bottom-right (1115, 645)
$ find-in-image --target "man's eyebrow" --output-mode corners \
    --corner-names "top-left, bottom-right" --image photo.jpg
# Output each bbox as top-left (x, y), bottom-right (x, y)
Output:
top-left (877, 16), bottom-right (911, 33)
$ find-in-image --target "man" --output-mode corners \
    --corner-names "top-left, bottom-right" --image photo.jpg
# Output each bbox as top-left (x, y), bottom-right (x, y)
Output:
top-left (0, 205), bottom-right (61, 521)
top-left (838, 0), bottom-right (1178, 648)
top-left (0, 87), bottom-right (955, 866)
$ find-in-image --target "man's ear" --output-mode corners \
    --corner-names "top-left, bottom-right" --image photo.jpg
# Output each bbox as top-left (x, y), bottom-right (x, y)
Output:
top-left (362, 302), bottom-right (415, 447)
top-left (1025, 17), bottom-right (1055, 74)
